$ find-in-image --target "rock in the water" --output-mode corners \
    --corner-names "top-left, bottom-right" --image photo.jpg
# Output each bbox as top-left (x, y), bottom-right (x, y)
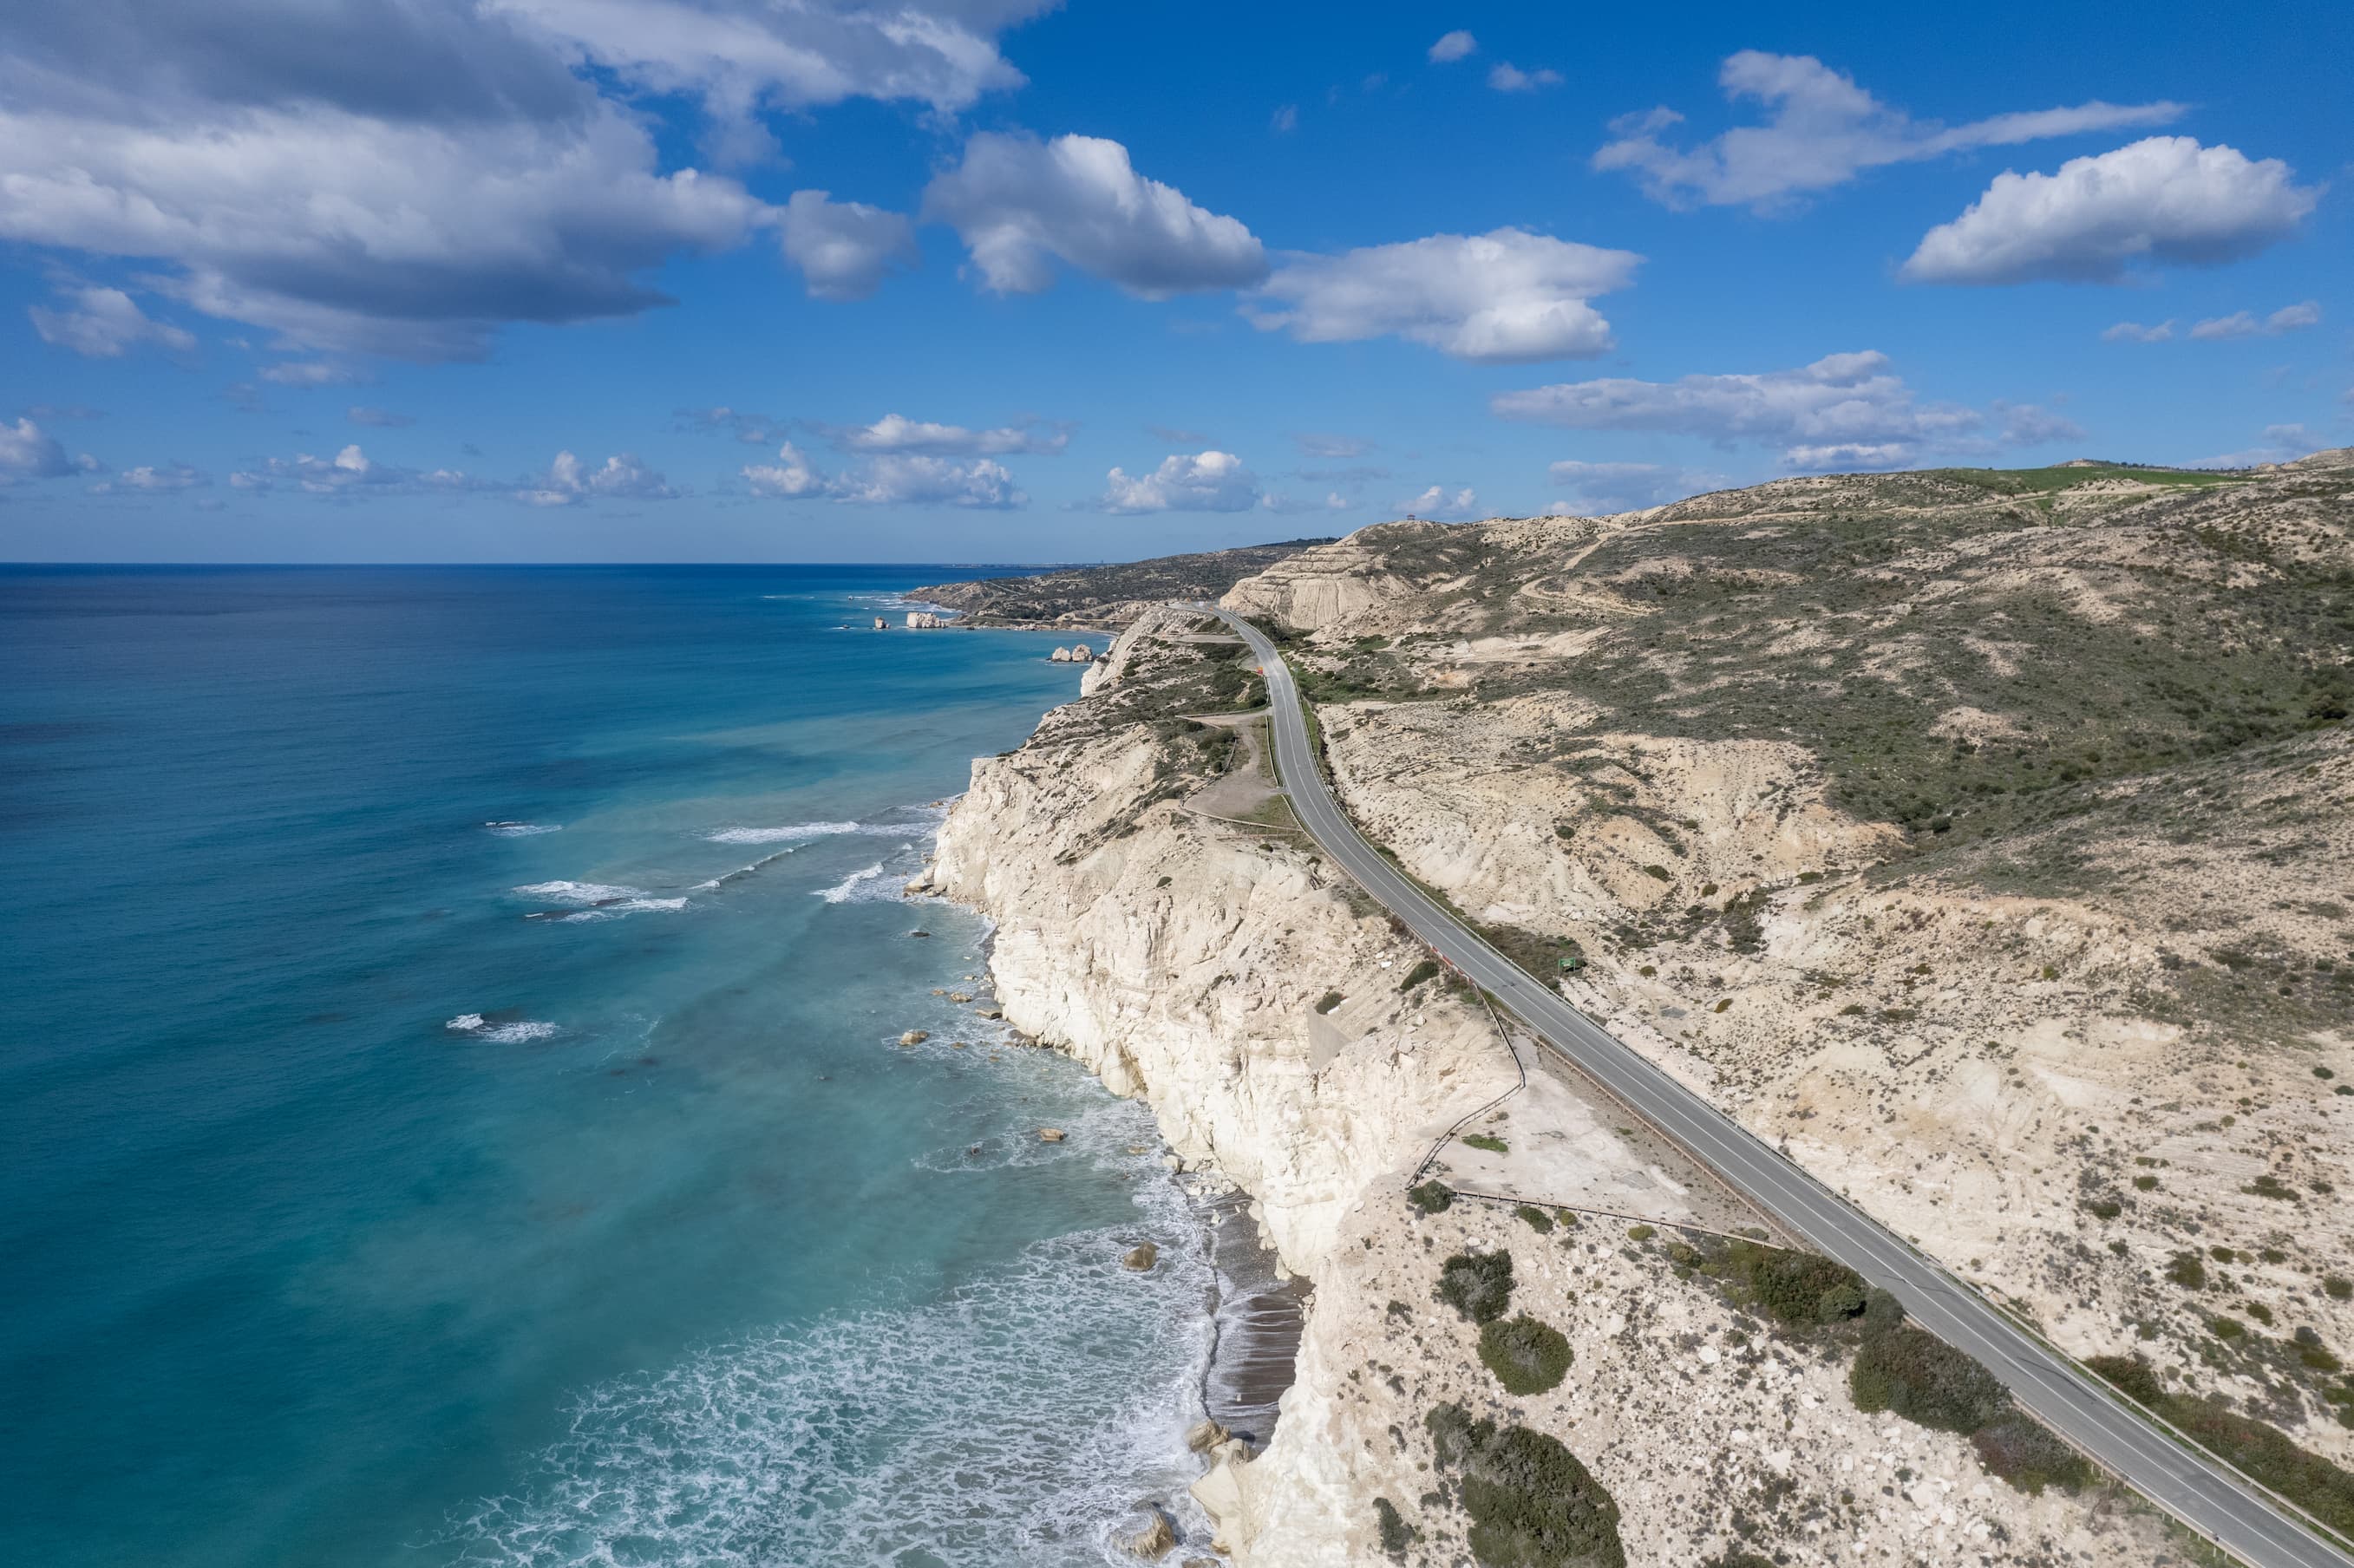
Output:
top-left (899, 1029), bottom-right (929, 1046)
top-left (948, 991), bottom-right (972, 1003)
top-left (1123, 1241), bottom-right (1160, 1271)
top-left (1038, 1127), bottom-right (1067, 1143)
top-left (1126, 1512), bottom-right (1175, 1558)
top-left (907, 929), bottom-right (930, 938)
top-left (1183, 1419), bottom-right (1231, 1453)
top-left (977, 1007), bottom-right (1003, 1019)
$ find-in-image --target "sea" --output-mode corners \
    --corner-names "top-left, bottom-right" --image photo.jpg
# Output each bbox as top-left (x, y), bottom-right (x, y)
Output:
top-left (0, 565), bottom-right (1268, 1567)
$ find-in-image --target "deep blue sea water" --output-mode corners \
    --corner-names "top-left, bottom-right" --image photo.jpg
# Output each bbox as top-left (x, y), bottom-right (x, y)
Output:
top-left (0, 566), bottom-right (1213, 1567)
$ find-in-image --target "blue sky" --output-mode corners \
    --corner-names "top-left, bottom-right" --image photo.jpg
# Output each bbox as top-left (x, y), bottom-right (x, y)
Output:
top-left (1, 0), bottom-right (2347, 563)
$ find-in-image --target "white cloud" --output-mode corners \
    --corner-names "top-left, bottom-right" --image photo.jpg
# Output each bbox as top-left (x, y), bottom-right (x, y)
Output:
top-left (1545, 460), bottom-right (1724, 513)
top-left (2199, 422), bottom-right (2328, 467)
top-left (1293, 432), bottom-right (1370, 458)
top-left (0, 4), bottom-right (775, 359)
top-left (1594, 51), bottom-right (2184, 212)
top-left (679, 407), bottom-right (787, 444)
top-left (347, 406), bottom-right (416, 428)
top-left (229, 443), bottom-right (481, 496)
top-left (259, 362), bottom-right (367, 388)
top-left (830, 413), bottom-right (1069, 456)
top-left (922, 132), bottom-right (1267, 297)
top-left (742, 441), bottom-right (1024, 507)
top-left (1428, 30), bottom-right (1477, 63)
top-left (1488, 63), bottom-right (1561, 93)
top-left (1492, 350), bottom-right (1989, 470)
top-left (2189, 300), bottom-right (2324, 340)
top-left (1901, 138), bottom-right (2320, 286)
top-left (777, 190), bottom-right (916, 301)
top-left (491, 0), bottom-right (1050, 119)
top-left (1100, 450), bottom-right (1261, 513)
top-left (0, 418), bottom-right (76, 482)
top-left (2102, 319), bottom-right (2174, 343)
top-left (1993, 401), bottom-right (2087, 446)
top-left (1271, 104), bottom-right (1298, 134)
top-left (1400, 484), bottom-right (1479, 519)
top-left (519, 450), bottom-right (681, 506)
top-left (1246, 228), bottom-right (1640, 363)
top-left (91, 461), bottom-right (209, 493)
top-left (27, 284), bottom-right (197, 358)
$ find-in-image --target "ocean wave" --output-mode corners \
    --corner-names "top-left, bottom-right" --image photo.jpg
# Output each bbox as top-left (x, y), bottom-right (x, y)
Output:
top-left (445, 1016), bottom-right (559, 1042)
top-left (483, 821), bottom-right (561, 837)
top-left (513, 880), bottom-right (644, 905)
top-left (441, 1109), bottom-right (1213, 1567)
top-left (704, 820), bottom-right (859, 844)
top-left (814, 862), bottom-right (893, 904)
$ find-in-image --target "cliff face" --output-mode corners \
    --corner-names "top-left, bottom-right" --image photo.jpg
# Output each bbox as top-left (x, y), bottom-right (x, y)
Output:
top-left (925, 614), bottom-right (2172, 1567)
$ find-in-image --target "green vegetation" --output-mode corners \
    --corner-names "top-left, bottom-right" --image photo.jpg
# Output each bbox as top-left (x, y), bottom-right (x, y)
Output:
top-left (1479, 1314), bottom-right (1574, 1395)
top-left (909, 539), bottom-right (1331, 624)
top-left (1374, 1497), bottom-right (1416, 1558)
top-left (2168, 1251), bottom-right (2210, 1290)
top-left (1463, 1132), bottom-right (1510, 1154)
top-left (1934, 462), bottom-right (2247, 495)
top-left (1437, 1249), bottom-right (1516, 1323)
top-left (1849, 1327), bottom-right (2011, 1433)
top-left (2090, 1353), bottom-right (2354, 1534)
top-left (1971, 1417), bottom-right (2097, 1495)
top-left (1408, 1179), bottom-right (1455, 1215)
top-left (1426, 1403), bottom-right (1625, 1568)
top-left (1401, 958), bottom-right (1441, 991)
top-left (1514, 1204), bottom-right (1556, 1234)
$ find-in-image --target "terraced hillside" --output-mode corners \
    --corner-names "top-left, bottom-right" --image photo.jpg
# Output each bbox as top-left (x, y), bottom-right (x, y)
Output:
top-left (1226, 452), bottom-right (2354, 1469)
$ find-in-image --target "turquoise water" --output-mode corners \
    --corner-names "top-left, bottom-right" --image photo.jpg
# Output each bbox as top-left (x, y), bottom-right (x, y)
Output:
top-left (0, 567), bottom-right (1212, 1566)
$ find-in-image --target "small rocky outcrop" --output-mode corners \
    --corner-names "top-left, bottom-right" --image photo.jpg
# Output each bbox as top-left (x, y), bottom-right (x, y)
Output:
top-left (1123, 1241), bottom-right (1160, 1271)
top-left (1125, 1510), bottom-right (1176, 1558)
top-left (898, 1029), bottom-right (928, 1046)
top-left (1037, 1127), bottom-right (1066, 1142)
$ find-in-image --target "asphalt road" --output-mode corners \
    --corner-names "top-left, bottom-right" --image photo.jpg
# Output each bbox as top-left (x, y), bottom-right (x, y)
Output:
top-left (1202, 602), bottom-right (2350, 1568)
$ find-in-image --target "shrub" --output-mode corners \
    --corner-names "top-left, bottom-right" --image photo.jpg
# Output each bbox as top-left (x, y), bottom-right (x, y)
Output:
top-left (2133, 1174), bottom-right (2159, 1191)
top-left (1849, 1327), bottom-right (2011, 1433)
top-left (1426, 1404), bottom-right (1626, 1568)
top-left (1625, 1225), bottom-right (1656, 1242)
top-left (2210, 1316), bottom-right (2246, 1341)
top-left (1401, 959), bottom-right (1441, 991)
top-left (1438, 1250), bottom-right (1516, 1324)
top-left (1480, 1314), bottom-right (1574, 1395)
top-left (2087, 1353), bottom-right (2166, 1406)
top-left (1374, 1497), bottom-right (1415, 1558)
top-left (2083, 1197), bottom-right (2122, 1220)
top-left (2159, 1397), bottom-right (2354, 1536)
top-left (2167, 1251), bottom-right (2208, 1290)
top-left (1315, 990), bottom-right (1344, 1014)
top-left (1642, 864), bottom-right (1672, 882)
top-left (1514, 1205), bottom-right (1556, 1235)
top-left (2328, 1276), bottom-right (2354, 1302)
top-left (2246, 1173), bottom-right (2299, 1201)
top-left (1724, 1241), bottom-right (1867, 1328)
top-left (1973, 1416), bottom-right (2096, 1495)
top-left (1464, 1133), bottom-right (1510, 1154)
top-left (1408, 1180), bottom-right (1455, 1215)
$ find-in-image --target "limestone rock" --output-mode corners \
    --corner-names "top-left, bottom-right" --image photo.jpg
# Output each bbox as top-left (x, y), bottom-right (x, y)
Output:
top-left (1125, 1511), bottom-right (1175, 1558)
top-left (1037, 1127), bottom-right (1066, 1143)
top-left (1122, 1241), bottom-right (1159, 1271)
top-left (899, 1029), bottom-right (928, 1046)
top-left (1184, 1419), bottom-right (1231, 1453)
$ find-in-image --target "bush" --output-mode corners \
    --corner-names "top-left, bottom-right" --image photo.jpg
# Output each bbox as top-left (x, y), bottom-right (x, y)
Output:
top-left (1409, 1180), bottom-right (1455, 1215)
top-left (1723, 1241), bottom-right (1867, 1328)
top-left (2083, 1197), bottom-right (2122, 1220)
top-left (1315, 990), bottom-right (1344, 1014)
top-left (1514, 1205), bottom-right (1556, 1234)
top-left (1464, 1133), bottom-right (1510, 1154)
top-left (1972, 1416), bottom-right (2096, 1495)
top-left (2167, 1251), bottom-right (2208, 1290)
top-left (1849, 1327), bottom-right (2011, 1434)
top-left (1438, 1250), bottom-right (1516, 1324)
top-left (2160, 1396), bottom-right (2354, 1536)
top-left (2328, 1276), bottom-right (2354, 1302)
top-left (2086, 1353), bottom-right (2165, 1407)
top-left (1642, 864), bottom-right (1672, 882)
top-left (1480, 1314), bottom-right (1574, 1395)
top-left (1426, 1404), bottom-right (1626, 1568)
top-left (1374, 1496), bottom-right (1415, 1558)
top-left (1401, 958), bottom-right (1441, 991)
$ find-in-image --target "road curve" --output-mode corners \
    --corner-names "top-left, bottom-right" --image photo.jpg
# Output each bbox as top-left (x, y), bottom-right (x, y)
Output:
top-left (1200, 602), bottom-right (2351, 1568)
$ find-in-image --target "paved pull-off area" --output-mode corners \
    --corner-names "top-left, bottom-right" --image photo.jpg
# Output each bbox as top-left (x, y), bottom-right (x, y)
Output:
top-left (1200, 602), bottom-right (2354, 1568)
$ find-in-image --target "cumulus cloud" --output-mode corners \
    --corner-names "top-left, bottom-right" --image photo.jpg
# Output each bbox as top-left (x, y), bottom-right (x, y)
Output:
top-left (777, 190), bottom-right (916, 301)
top-left (1545, 460), bottom-right (1724, 513)
top-left (2102, 319), bottom-right (2174, 343)
top-left (1488, 63), bottom-right (1561, 93)
top-left (0, 2), bottom-right (780, 358)
top-left (1428, 30), bottom-right (1477, 63)
top-left (742, 441), bottom-right (1024, 507)
top-left (229, 443), bottom-right (479, 497)
top-left (1400, 484), bottom-right (1479, 519)
top-left (347, 406), bottom-right (416, 428)
top-left (828, 413), bottom-right (1069, 456)
top-left (1246, 228), bottom-right (1640, 363)
top-left (1492, 350), bottom-right (1991, 470)
top-left (28, 284), bottom-right (197, 358)
top-left (520, 450), bottom-right (682, 506)
top-left (1594, 51), bottom-right (2183, 212)
top-left (91, 461), bottom-right (209, 493)
top-left (922, 132), bottom-right (1267, 297)
top-left (1900, 138), bottom-right (2320, 285)
top-left (2189, 300), bottom-right (2323, 340)
top-left (1100, 450), bottom-right (1261, 513)
top-left (0, 418), bottom-right (77, 482)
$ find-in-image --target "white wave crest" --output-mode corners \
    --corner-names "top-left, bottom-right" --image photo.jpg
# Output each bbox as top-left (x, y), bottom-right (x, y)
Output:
top-left (446, 1015), bottom-right (558, 1042)
top-left (484, 821), bottom-right (561, 837)
top-left (814, 862), bottom-right (893, 904)
top-left (445, 1014), bottom-right (487, 1032)
top-left (441, 1147), bottom-right (1213, 1565)
top-left (705, 820), bottom-right (859, 844)
top-left (513, 880), bottom-right (644, 905)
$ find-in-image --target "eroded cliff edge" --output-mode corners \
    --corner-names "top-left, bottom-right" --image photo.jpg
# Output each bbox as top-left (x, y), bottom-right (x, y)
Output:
top-left (921, 618), bottom-right (2177, 1566)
